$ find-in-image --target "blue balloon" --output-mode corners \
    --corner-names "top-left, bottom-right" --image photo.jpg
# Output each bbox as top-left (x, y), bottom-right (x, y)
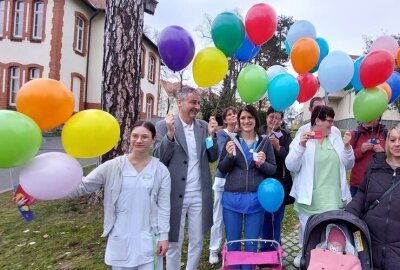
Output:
top-left (234, 35), bottom-right (261, 62)
top-left (286, 20), bottom-right (317, 47)
top-left (351, 55), bottom-right (366, 91)
top-left (266, 65), bottom-right (287, 82)
top-left (257, 178), bottom-right (284, 213)
top-left (268, 73), bottom-right (299, 112)
top-left (387, 71), bottom-right (400, 104)
top-left (319, 51), bottom-right (354, 93)
top-left (284, 40), bottom-right (291, 56)
top-left (310, 37), bottom-right (329, 73)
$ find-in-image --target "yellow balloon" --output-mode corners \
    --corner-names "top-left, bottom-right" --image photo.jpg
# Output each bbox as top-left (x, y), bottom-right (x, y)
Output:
top-left (193, 47), bottom-right (228, 87)
top-left (62, 110), bottom-right (120, 158)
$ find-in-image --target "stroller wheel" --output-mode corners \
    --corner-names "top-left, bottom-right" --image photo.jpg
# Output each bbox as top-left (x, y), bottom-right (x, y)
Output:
top-left (299, 256), bottom-right (306, 269)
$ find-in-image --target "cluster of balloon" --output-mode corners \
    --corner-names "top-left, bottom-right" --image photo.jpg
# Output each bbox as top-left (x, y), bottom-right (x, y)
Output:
top-left (257, 178), bottom-right (284, 213)
top-left (236, 3), bottom-right (279, 104)
top-left (353, 35), bottom-right (399, 123)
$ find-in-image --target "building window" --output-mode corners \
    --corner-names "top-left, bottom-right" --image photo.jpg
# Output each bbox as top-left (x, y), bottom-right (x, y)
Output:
top-left (13, 0), bottom-right (25, 38)
top-left (0, 0), bottom-right (4, 37)
top-left (32, 1), bottom-right (44, 40)
top-left (146, 96), bottom-right (153, 120)
top-left (74, 16), bottom-right (85, 53)
top-left (140, 46), bottom-right (145, 78)
top-left (9, 67), bottom-right (20, 105)
top-left (29, 67), bottom-right (40, 80)
top-left (148, 55), bottom-right (155, 83)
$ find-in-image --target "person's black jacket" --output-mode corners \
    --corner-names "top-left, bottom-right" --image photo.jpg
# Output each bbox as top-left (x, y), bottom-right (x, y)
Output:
top-left (259, 127), bottom-right (294, 205)
top-left (346, 152), bottom-right (400, 270)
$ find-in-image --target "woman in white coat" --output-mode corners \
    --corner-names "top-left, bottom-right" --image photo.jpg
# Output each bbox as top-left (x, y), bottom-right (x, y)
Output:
top-left (69, 121), bottom-right (171, 270)
top-left (285, 106), bottom-right (354, 267)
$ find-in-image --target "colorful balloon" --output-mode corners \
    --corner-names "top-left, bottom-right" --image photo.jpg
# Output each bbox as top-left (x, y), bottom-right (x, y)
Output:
top-left (397, 49), bottom-right (400, 66)
top-left (234, 35), bottom-right (261, 62)
top-left (351, 55), bottom-right (366, 91)
top-left (343, 82), bottom-right (353, 91)
top-left (290, 38), bottom-right (320, 74)
top-left (360, 50), bottom-right (395, 88)
top-left (284, 40), bottom-right (291, 56)
top-left (20, 152), bottom-right (83, 200)
top-left (193, 47), bottom-right (228, 87)
top-left (266, 65), bottom-right (287, 82)
top-left (16, 78), bottom-right (74, 131)
top-left (310, 37), bottom-right (329, 72)
top-left (377, 82), bottom-right (392, 101)
top-left (0, 110), bottom-right (42, 168)
top-left (370, 35), bottom-right (399, 58)
top-left (268, 73), bottom-right (299, 111)
top-left (318, 51), bottom-right (354, 93)
top-left (387, 71), bottom-right (400, 104)
top-left (257, 178), bottom-right (284, 213)
top-left (286, 20), bottom-right (317, 48)
top-left (62, 109), bottom-right (120, 158)
top-left (245, 3), bottom-right (277, 45)
top-left (353, 88), bottom-right (388, 123)
top-left (212, 12), bottom-right (245, 57)
top-left (158, 26), bottom-right (195, 72)
top-left (297, 73), bottom-right (319, 103)
top-left (237, 64), bottom-right (268, 103)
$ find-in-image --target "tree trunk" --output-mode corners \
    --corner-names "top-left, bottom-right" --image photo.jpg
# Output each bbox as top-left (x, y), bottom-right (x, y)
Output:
top-left (101, 0), bottom-right (144, 161)
top-left (89, 1), bottom-right (144, 205)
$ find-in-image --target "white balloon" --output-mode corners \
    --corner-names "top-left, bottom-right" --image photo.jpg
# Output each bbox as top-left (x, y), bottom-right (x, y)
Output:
top-left (20, 152), bottom-right (83, 200)
top-left (266, 65), bottom-right (287, 81)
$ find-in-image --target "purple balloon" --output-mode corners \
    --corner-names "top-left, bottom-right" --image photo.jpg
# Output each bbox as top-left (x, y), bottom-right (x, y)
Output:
top-left (158, 26), bottom-right (195, 72)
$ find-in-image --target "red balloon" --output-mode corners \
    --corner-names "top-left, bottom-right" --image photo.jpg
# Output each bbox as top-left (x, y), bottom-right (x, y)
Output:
top-left (245, 3), bottom-right (277, 45)
top-left (360, 50), bottom-right (395, 88)
top-left (297, 73), bottom-right (319, 103)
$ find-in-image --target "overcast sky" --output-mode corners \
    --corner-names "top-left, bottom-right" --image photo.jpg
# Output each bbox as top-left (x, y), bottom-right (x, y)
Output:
top-left (145, 0), bottom-right (399, 56)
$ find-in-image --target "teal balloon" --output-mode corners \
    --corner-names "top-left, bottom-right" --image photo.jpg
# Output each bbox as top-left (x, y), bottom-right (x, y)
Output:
top-left (257, 178), bottom-right (284, 213)
top-left (0, 110), bottom-right (42, 168)
top-left (284, 40), bottom-right (291, 55)
top-left (211, 12), bottom-right (245, 57)
top-left (351, 55), bottom-right (365, 91)
top-left (353, 88), bottom-right (388, 123)
top-left (237, 64), bottom-right (268, 103)
top-left (310, 37), bottom-right (329, 73)
top-left (268, 73), bottom-right (299, 112)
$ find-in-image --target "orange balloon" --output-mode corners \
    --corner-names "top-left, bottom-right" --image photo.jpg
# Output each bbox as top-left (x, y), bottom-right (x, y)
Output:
top-left (16, 78), bottom-right (74, 131)
top-left (290, 38), bottom-right (320, 74)
top-left (377, 82), bottom-right (392, 101)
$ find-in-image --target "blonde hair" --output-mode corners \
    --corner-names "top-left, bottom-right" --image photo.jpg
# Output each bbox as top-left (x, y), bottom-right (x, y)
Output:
top-left (385, 124), bottom-right (400, 161)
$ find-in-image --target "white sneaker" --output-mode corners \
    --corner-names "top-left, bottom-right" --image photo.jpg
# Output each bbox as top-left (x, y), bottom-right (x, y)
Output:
top-left (209, 251), bottom-right (219, 264)
top-left (293, 252), bottom-right (302, 268)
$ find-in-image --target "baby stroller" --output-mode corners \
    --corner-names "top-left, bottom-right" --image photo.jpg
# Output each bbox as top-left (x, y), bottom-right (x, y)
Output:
top-left (299, 210), bottom-right (373, 270)
top-left (221, 239), bottom-right (283, 269)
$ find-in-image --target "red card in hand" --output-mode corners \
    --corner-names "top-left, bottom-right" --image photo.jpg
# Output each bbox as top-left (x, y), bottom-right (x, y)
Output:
top-left (14, 185), bottom-right (36, 206)
top-left (309, 130), bottom-right (323, 139)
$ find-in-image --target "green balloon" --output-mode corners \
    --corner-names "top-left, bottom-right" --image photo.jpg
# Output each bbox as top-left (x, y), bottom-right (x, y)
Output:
top-left (211, 12), bottom-right (245, 57)
top-left (353, 88), bottom-right (388, 123)
top-left (238, 64), bottom-right (269, 103)
top-left (344, 82), bottom-right (353, 91)
top-left (0, 110), bottom-right (42, 168)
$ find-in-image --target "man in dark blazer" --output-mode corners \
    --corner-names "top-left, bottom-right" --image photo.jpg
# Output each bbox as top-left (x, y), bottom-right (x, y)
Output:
top-left (154, 87), bottom-right (218, 270)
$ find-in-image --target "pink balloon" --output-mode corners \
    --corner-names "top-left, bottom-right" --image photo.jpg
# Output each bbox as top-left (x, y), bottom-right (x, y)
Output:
top-left (20, 152), bottom-right (83, 200)
top-left (370, 35), bottom-right (399, 58)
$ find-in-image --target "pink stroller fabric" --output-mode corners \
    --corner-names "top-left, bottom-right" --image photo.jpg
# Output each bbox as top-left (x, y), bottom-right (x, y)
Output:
top-left (222, 244), bottom-right (283, 270)
top-left (308, 249), bottom-right (362, 270)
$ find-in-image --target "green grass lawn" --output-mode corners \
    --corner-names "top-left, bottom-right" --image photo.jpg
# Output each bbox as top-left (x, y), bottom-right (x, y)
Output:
top-left (0, 163), bottom-right (298, 270)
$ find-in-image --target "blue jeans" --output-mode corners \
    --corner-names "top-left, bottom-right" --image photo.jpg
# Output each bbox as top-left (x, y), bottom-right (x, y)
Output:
top-left (350, 186), bottom-right (359, 198)
top-left (223, 208), bottom-right (264, 270)
top-left (260, 204), bottom-right (285, 251)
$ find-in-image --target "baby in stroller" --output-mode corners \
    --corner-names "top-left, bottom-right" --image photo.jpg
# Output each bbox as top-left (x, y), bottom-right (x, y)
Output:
top-left (299, 210), bottom-right (373, 270)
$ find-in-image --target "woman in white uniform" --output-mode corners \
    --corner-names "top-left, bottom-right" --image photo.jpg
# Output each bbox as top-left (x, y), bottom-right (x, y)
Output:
top-left (68, 121), bottom-right (171, 270)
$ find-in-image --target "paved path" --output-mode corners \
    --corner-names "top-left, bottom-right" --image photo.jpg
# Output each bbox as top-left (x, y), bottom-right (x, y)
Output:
top-left (0, 136), bottom-right (97, 193)
top-left (282, 228), bottom-right (300, 269)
